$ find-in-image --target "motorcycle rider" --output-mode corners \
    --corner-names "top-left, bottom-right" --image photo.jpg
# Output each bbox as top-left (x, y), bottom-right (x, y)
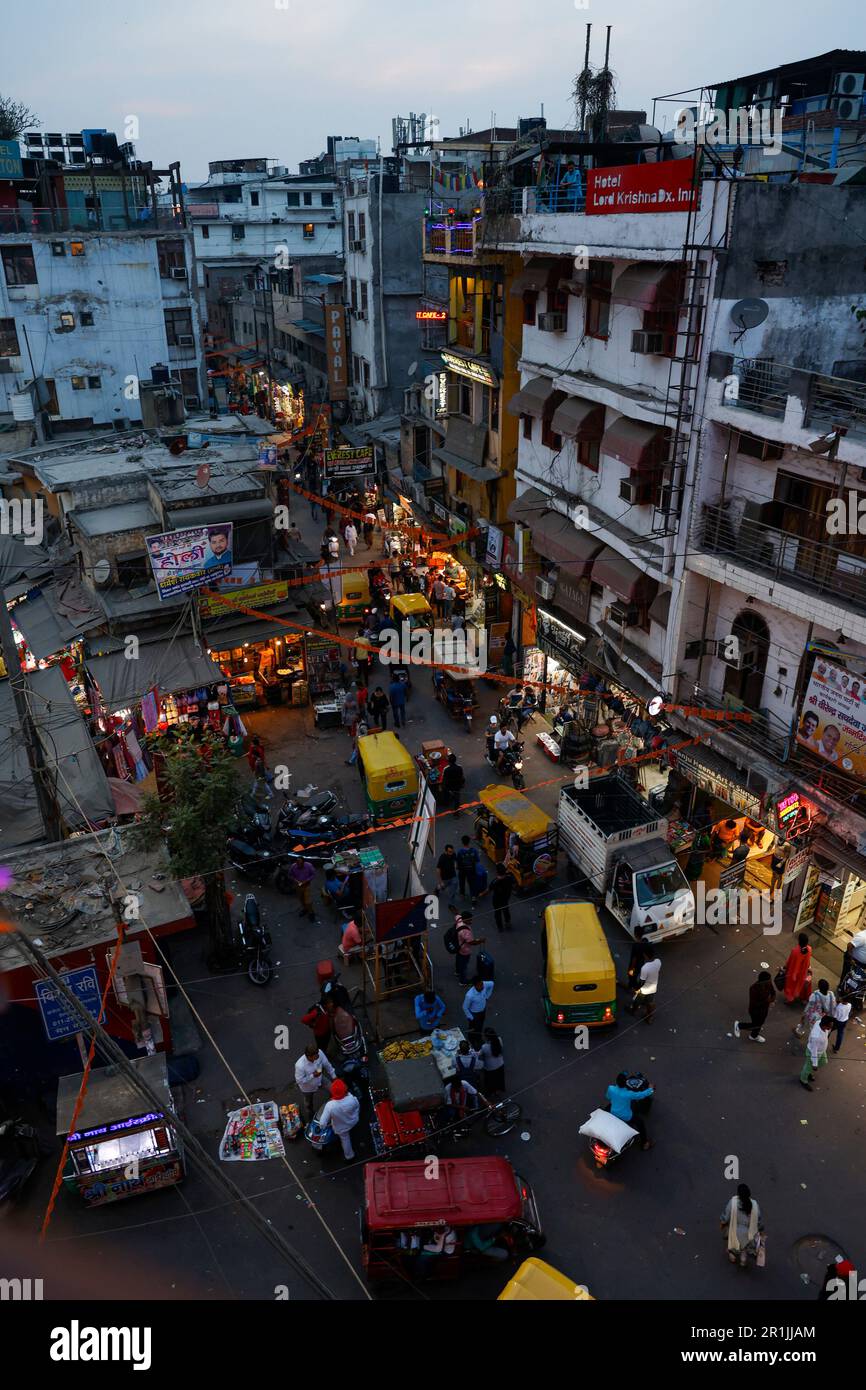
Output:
top-left (494, 723), bottom-right (517, 773)
top-left (605, 1072), bottom-right (655, 1151)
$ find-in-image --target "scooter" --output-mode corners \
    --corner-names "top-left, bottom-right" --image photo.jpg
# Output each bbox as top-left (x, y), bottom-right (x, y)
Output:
top-left (461, 696), bottom-right (473, 734)
top-left (840, 960), bottom-right (866, 1010)
top-left (236, 893), bottom-right (274, 986)
top-left (584, 1072), bottom-right (653, 1169)
top-left (499, 740), bottom-right (526, 790)
top-left (0, 1118), bottom-right (42, 1204)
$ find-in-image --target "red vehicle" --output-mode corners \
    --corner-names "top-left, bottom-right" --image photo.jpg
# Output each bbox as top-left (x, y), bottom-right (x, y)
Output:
top-left (361, 1156), bottom-right (544, 1282)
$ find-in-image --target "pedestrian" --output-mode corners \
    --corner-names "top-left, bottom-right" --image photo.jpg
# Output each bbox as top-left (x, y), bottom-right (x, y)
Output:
top-left (436, 843), bottom-right (459, 905)
top-left (246, 734), bottom-right (265, 774)
top-left (451, 611), bottom-right (465, 634)
top-left (452, 909), bottom-right (485, 984)
top-left (440, 752), bottom-right (465, 817)
top-left (289, 858), bottom-right (317, 921)
top-left (344, 520), bottom-right (358, 556)
top-left (720, 1184), bottom-right (764, 1268)
top-left (454, 1037), bottom-right (483, 1087)
top-left (432, 575), bottom-right (447, 618)
top-left (355, 629), bottom-right (370, 684)
top-left (325, 997), bottom-right (361, 1056)
top-left (625, 924), bottom-right (651, 990)
top-left (301, 1000), bottom-right (332, 1053)
top-left (317, 1078), bottom-right (360, 1160)
top-left (832, 995), bottom-right (852, 1054)
top-left (388, 674), bottom-right (407, 729)
top-left (414, 989), bottom-right (446, 1033)
top-left (800, 1015), bottom-right (834, 1090)
top-left (479, 863), bottom-right (514, 933)
top-left (734, 970), bottom-right (776, 1043)
top-left (463, 974), bottom-right (494, 1031)
top-left (456, 835), bottom-right (482, 902)
top-left (441, 581), bottom-right (456, 620)
top-left (501, 634), bottom-right (516, 679)
top-left (294, 1042), bottom-right (336, 1125)
top-left (342, 684), bottom-right (360, 737)
top-left (781, 932), bottom-right (813, 1005)
top-left (443, 1075), bottom-right (481, 1122)
top-left (795, 978), bottom-right (835, 1039)
top-left (479, 1029), bottom-right (506, 1098)
top-left (363, 512), bottom-right (376, 547)
top-left (629, 947), bottom-right (660, 1023)
top-left (605, 1072), bottom-right (654, 1151)
top-left (368, 686), bottom-right (389, 731)
top-left (346, 719), bottom-right (369, 768)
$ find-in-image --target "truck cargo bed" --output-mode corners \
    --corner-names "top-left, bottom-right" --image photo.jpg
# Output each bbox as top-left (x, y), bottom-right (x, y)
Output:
top-left (558, 774), bottom-right (667, 891)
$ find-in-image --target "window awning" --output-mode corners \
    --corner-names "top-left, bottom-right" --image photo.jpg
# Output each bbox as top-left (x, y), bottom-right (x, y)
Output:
top-left (550, 396), bottom-right (605, 439)
top-left (602, 417), bottom-right (668, 472)
top-left (507, 376), bottom-right (558, 419)
top-left (507, 487), bottom-right (606, 571)
top-left (509, 259), bottom-right (551, 295)
top-left (432, 449), bottom-right (500, 483)
top-left (432, 417), bottom-right (496, 481)
top-left (648, 588), bottom-right (672, 626)
top-left (86, 636), bottom-right (224, 713)
top-left (592, 546), bottom-right (644, 602)
top-left (614, 261), bottom-right (683, 311)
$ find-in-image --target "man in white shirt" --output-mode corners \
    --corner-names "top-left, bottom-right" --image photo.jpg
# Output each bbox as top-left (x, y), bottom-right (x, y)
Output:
top-left (294, 1043), bottom-right (336, 1124)
top-left (463, 975), bottom-right (495, 1029)
top-left (344, 521), bottom-right (358, 556)
top-left (494, 725), bottom-right (516, 771)
top-left (832, 997), bottom-right (852, 1054)
top-left (630, 948), bottom-right (661, 1024)
top-left (318, 1078), bottom-right (361, 1158)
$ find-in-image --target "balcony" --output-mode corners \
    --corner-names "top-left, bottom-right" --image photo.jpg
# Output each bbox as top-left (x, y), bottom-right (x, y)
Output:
top-left (0, 206), bottom-right (186, 235)
top-left (423, 215), bottom-right (485, 262)
top-left (725, 358), bottom-right (791, 419)
top-left (806, 372), bottom-right (866, 441)
top-left (699, 503), bottom-right (866, 609)
top-left (482, 187), bottom-right (586, 217)
top-left (718, 357), bottom-right (866, 444)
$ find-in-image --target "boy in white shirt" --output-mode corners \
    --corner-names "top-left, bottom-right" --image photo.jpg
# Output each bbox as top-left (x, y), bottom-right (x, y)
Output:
top-left (832, 997), bottom-right (852, 1054)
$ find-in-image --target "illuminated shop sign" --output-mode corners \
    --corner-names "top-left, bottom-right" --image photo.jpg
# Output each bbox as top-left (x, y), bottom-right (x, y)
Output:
top-left (417, 309), bottom-right (448, 321)
top-left (68, 1111), bottom-right (164, 1143)
top-left (440, 351), bottom-right (498, 387)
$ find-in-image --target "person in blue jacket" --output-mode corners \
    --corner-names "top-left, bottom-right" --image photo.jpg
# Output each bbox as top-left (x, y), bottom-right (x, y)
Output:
top-left (605, 1072), bottom-right (654, 1151)
top-left (414, 990), bottom-right (446, 1033)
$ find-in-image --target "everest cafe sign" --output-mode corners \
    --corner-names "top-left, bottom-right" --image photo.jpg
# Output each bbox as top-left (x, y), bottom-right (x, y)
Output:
top-left (586, 159), bottom-right (699, 216)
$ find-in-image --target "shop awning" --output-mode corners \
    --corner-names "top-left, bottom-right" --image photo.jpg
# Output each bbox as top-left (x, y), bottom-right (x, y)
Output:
top-left (0, 665), bottom-right (114, 846)
top-left (0, 533), bottom-right (52, 588)
top-left (166, 499), bottom-right (274, 529)
top-left (204, 598), bottom-right (302, 651)
top-left (432, 418), bottom-right (498, 482)
top-left (507, 376), bottom-right (557, 419)
top-left (509, 259), bottom-right (551, 295)
top-left (602, 417), bottom-right (668, 472)
top-left (11, 591), bottom-right (92, 661)
top-left (648, 588), bottom-right (672, 625)
top-left (550, 396), bottom-right (605, 439)
top-left (507, 487), bottom-right (605, 570)
top-left (614, 261), bottom-right (683, 310)
top-left (86, 636), bottom-right (224, 713)
top-left (592, 546), bottom-right (644, 602)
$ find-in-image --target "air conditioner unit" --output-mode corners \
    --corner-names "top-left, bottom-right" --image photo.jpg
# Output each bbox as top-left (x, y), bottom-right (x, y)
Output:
top-left (535, 575), bottom-right (556, 601)
top-left (350, 239), bottom-right (366, 252)
top-left (176, 334), bottom-right (195, 348)
top-left (717, 639), bottom-right (760, 671)
top-left (537, 311), bottom-right (567, 333)
top-left (833, 71), bottom-right (865, 97)
top-left (631, 329), bottom-right (669, 355)
top-left (608, 601), bottom-right (641, 627)
top-left (348, 387), bottom-right (364, 403)
top-left (831, 94), bottom-right (863, 120)
top-left (619, 476), bottom-right (654, 505)
top-left (170, 266), bottom-right (188, 280)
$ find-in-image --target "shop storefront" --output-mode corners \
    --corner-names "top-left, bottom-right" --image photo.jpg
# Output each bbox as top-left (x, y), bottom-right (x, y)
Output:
top-left (793, 839), bottom-right (866, 947)
top-left (202, 583), bottom-right (308, 708)
top-left (664, 746), bottom-right (778, 892)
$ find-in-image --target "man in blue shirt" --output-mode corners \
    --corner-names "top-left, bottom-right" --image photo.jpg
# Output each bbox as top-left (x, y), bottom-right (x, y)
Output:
top-left (389, 675), bottom-right (407, 729)
top-left (605, 1072), bottom-right (654, 1151)
top-left (414, 990), bottom-right (446, 1032)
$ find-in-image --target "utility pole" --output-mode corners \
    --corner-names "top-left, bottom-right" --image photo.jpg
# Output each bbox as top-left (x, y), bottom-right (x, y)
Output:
top-left (0, 594), bottom-right (64, 841)
top-left (14, 930), bottom-right (337, 1300)
top-left (579, 24), bottom-right (592, 136)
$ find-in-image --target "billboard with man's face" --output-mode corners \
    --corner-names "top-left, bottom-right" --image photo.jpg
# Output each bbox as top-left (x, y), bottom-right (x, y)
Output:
top-left (796, 658), bottom-right (866, 782)
top-left (147, 524), bottom-right (234, 601)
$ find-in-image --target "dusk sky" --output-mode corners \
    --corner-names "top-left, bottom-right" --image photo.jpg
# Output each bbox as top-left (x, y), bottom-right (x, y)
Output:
top-left (5, 0), bottom-right (859, 181)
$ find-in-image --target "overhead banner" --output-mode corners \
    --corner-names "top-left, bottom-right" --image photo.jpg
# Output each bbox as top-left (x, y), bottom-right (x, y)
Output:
top-left (797, 658), bottom-right (866, 782)
top-left (586, 159), bottom-right (698, 216)
top-left (199, 579), bottom-right (288, 618)
top-left (148, 524), bottom-right (233, 601)
top-left (325, 304), bottom-right (349, 402)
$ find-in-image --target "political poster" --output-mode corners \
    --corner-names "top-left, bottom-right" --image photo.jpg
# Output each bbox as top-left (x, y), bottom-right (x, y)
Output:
top-left (796, 658), bottom-right (866, 783)
top-left (148, 524), bottom-right (233, 601)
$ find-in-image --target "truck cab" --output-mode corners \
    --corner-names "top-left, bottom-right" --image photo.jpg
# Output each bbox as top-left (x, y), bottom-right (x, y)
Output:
top-left (607, 839), bottom-right (694, 940)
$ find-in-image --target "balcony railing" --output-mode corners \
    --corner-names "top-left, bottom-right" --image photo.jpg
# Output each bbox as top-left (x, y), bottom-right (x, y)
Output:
top-left (482, 187), bottom-right (586, 216)
top-left (699, 504), bottom-right (866, 609)
top-left (726, 358), bottom-right (791, 419)
top-left (724, 359), bottom-right (866, 442)
top-left (687, 684), bottom-right (790, 761)
top-left (423, 217), bottom-right (483, 257)
top-left (0, 206), bottom-right (186, 235)
top-left (806, 371), bottom-right (866, 441)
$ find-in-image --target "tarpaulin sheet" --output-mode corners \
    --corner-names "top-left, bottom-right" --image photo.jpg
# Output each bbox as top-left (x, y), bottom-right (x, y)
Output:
top-left (87, 635), bottom-right (224, 713)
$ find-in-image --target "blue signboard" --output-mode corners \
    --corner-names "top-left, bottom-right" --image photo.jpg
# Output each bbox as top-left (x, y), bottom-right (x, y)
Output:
top-left (34, 967), bottom-right (102, 1042)
top-left (0, 139), bottom-right (24, 180)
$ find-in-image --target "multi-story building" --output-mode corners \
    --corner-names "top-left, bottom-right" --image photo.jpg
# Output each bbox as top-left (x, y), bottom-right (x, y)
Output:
top-left (0, 132), bottom-right (201, 443)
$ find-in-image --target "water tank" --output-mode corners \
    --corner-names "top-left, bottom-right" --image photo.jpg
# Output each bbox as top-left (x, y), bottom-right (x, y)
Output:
top-left (151, 363), bottom-right (170, 385)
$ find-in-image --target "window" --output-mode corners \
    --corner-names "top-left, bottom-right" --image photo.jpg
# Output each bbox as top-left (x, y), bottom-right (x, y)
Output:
top-left (360, 282), bottom-right (369, 317)
top-left (585, 261), bottom-right (612, 339)
top-left (70, 241), bottom-right (85, 257)
top-left (352, 354), bottom-right (361, 383)
top-left (287, 192), bottom-right (300, 208)
top-left (577, 438), bottom-right (600, 472)
top-left (80, 311), bottom-right (94, 327)
top-left (321, 192), bottom-right (334, 207)
top-left (350, 278), bottom-right (358, 311)
top-left (489, 388), bottom-right (500, 434)
top-left (641, 308), bottom-right (677, 356)
top-left (458, 380), bottom-right (473, 417)
top-left (157, 238), bottom-right (186, 277)
top-left (116, 551), bottom-right (151, 588)
top-left (201, 225), bottom-right (210, 239)
top-left (0, 319), bottom-right (20, 357)
top-left (164, 307), bottom-right (194, 346)
top-left (303, 192), bottom-right (313, 207)
top-left (87, 375), bottom-right (101, 389)
top-left (736, 431), bottom-right (784, 461)
top-left (348, 211), bottom-right (356, 242)
top-left (2, 245), bottom-right (37, 286)
top-left (51, 242), bottom-right (66, 257)
top-left (363, 360), bottom-right (371, 388)
top-left (58, 312), bottom-right (75, 330)
top-left (522, 415), bottom-right (533, 441)
top-left (250, 191), bottom-right (260, 207)
top-left (358, 212), bottom-right (367, 243)
top-left (231, 225), bottom-right (245, 241)
top-left (71, 375), bottom-right (87, 390)
top-left (541, 417), bottom-right (563, 452)
top-left (523, 291), bottom-right (538, 326)
top-left (303, 223), bottom-right (315, 240)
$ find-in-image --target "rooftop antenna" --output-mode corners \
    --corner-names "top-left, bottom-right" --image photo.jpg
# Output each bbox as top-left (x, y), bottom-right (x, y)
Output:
top-left (579, 23), bottom-right (592, 135)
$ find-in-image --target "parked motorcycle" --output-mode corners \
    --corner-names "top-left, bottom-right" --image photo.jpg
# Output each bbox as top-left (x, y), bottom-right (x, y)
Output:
top-left (227, 836), bottom-right (293, 893)
top-left (0, 1118), bottom-right (42, 1204)
top-left (235, 893), bottom-right (274, 986)
top-left (499, 740), bottom-right (526, 790)
top-left (276, 789), bottom-right (338, 837)
top-left (841, 960), bottom-right (866, 1010)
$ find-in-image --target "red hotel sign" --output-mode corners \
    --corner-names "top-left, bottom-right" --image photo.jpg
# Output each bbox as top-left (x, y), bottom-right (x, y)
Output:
top-left (586, 159), bottom-right (698, 216)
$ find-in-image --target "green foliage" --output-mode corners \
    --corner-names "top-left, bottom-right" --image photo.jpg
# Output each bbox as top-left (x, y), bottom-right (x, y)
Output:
top-left (131, 733), bottom-right (240, 879)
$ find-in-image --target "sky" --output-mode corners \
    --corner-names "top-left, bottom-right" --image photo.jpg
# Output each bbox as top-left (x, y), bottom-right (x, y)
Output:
top-left (3, 0), bottom-right (860, 182)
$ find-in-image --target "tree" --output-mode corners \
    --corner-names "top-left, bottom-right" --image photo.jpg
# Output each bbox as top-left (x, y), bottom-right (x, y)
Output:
top-left (0, 96), bottom-right (39, 142)
top-left (130, 731), bottom-right (240, 966)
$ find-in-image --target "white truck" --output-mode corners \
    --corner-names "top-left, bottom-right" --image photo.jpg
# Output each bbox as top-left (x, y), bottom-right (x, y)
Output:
top-left (557, 773), bottom-right (695, 941)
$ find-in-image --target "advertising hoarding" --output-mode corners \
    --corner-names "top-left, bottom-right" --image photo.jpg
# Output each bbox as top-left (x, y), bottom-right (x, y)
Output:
top-left (796, 658), bottom-right (866, 782)
top-left (586, 159), bottom-right (698, 216)
top-left (148, 524), bottom-right (233, 601)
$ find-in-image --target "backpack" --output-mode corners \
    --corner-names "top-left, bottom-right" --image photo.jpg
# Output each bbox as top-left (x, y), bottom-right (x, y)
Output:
top-left (443, 924), bottom-right (460, 955)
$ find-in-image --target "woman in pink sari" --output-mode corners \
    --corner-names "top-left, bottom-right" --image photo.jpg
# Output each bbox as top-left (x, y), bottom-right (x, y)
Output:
top-left (783, 933), bottom-right (813, 1005)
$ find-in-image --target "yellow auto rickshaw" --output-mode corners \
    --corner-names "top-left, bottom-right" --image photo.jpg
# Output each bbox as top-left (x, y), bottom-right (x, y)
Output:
top-left (336, 571), bottom-right (371, 623)
top-left (357, 731), bottom-right (419, 821)
top-left (542, 902), bottom-right (617, 1030)
top-left (498, 1258), bottom-right (594, 1301)
top-left (389, 592), bottom-right (434, 632)
top-left (474, 785), bottom-right (558, 891)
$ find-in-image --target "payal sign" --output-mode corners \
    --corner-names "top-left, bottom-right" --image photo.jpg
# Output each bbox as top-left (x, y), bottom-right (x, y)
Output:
top-left (586, 159), bottom-right (698, 216)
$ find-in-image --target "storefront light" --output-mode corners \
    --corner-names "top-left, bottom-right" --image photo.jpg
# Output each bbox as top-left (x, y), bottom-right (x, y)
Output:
top-left (538, 608), bottom-right (586, 643)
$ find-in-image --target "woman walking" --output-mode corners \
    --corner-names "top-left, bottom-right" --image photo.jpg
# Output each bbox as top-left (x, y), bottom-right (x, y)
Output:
top-left (720, 1184), bottom-right (765, 1268)
top-left (781, 932), bottom-right (813, 1005)
top-left (479, 1029), bottom-right (506, 1099)
top-left (795, 978), bottom-right (835, 1039)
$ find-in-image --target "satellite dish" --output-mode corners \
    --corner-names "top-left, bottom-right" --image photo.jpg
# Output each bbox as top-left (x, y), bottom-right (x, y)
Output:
top-left (196, 463), bottom-right (212, 490)
top-left (730, 298), bottom-right (769, 332)
top-left (92, 559), bottom-right (111, 586)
